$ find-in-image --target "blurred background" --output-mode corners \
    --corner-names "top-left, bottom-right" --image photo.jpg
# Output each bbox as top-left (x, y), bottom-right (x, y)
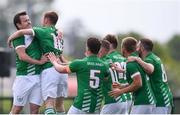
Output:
top-left (0, 0), bottom-right (179, 113)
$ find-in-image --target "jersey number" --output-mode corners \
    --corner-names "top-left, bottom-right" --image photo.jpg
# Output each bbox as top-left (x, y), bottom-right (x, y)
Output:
top-left (90, 70), bottom-right (100, 89)
top-left (51, 33), bottom-right (64, 51)
top-left (161, 64), bottom-right (167, 82)
top-left (109, 62), bottom-right (126, 83)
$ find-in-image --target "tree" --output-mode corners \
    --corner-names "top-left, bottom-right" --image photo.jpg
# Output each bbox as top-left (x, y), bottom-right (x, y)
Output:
top-left (0, 0), bottom-right (55, 67)
top-left (0, 0), bottom-right (55, 48)
top-left (64, 19), bottom-right (87, 58)
top-left (167, 34), bottom-right (180, 61)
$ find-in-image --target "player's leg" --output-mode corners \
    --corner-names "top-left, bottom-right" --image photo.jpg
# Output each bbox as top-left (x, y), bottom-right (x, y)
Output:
top-left (29, 103), bottom-right (41, 114)
top-left (56, 73), bottom-right (68, 114)
top-left (10, 76), bottom-right (31, 113)
top-left (56, 97), bottom-right (65, 114)
top-left (10, 105), bottom-right (23, 114)
top-left (41, 67), bottom-right (61, 114)
top-left (29, 75), bottom-right (43, 114)
top-left (44, 97), bottom-right (56, 114)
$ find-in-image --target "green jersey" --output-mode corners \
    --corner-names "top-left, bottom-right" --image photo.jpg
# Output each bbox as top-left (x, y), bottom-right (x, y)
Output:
top-left (12, 35), bottom-right (42, 76)
top-left (102, 51), bottom-right (132, 104)
top-left (144, 52), bottom-right (173, 107)
top-left (69, 55), bottom-right (109, 113)
top-left (101, 55), bottom-right (117, 104)
top-left (32, 26), bottom-right (63, 69)
top-left (126, 52), bottom-right (156, 105)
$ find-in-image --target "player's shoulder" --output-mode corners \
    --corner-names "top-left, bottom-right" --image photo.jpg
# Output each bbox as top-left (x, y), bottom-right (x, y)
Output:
top-left (71, 58), bottom-right (87, 65)
top-left (127, 61), bottom-right (139, 69)
top-left (72, 58), bottom-right (83, 63)
top-left (97, 59), bottom-right (110, 70)
top-left (146, 52), bottom-right (161, 63)
top-left (33, 26), bottom-right (49, 31)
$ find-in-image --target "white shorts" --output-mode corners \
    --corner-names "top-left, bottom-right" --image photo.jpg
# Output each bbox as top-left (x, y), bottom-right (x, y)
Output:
top-left (41, 67), bottom-right (68, 100)
top-left (67, 105), bottom-right (100, 114)
top-left (12, 75), bottom-right (43, 106)
top-left (126, 100), bottom-right (133, 114)
top-left (130, 104), bottom-right (155, 114)
top-left (67, 105), bottom-right (87, 114)
top-left (100, 101), bottom-right (128, 114)
top-left (153, 106), bottom-right (172, 114)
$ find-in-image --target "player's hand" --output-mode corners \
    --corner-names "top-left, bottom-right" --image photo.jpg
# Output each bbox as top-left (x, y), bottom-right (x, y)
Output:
top-left (111, 62), bottom-right (125, 73)
top-left (48, 52), bottom-right (58, 64)
top-left (112, 82), bottom-right (123, 89)
top-left (56, 31), bottom-right (63, 40)
top-left (108, 88), bottom-right (122, 98)
top-left (39, 55), bottom-right (48, 65)
top-left (127, 56), bottom-right (138, 62)
top-left (7, 38), bottom-right (13, 48)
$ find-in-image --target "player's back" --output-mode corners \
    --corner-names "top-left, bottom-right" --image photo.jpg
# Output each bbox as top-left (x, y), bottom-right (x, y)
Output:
top-left (69, 55), bottom-right (109, 113)
top-left (32, 26), bottom-right (62, 54)
top-left (126, 52), bottom-right (156, 105)
top-left (145, 52), bottom-right (173, 107)
top-left (32, 26), bottom-right (63, 69)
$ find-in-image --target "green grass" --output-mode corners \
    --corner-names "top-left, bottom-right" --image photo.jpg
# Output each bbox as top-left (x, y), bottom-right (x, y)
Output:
top-left (0, 100), bottom-right (12, 113)
top-left (0, 98), bottom-right (74, 114)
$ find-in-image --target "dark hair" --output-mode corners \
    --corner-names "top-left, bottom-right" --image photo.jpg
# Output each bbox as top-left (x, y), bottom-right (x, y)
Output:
top-left (103, 34), bottom-right (118, 49)
top-left (122, 37), bottom-right (137, 53)
top-left (13, 11), bottom-right (27, 30)
top-left (44, 11), bottom-right (58, 25)
top-left (101, 40), bottom-right (110, 51)
top-left (87, 37), bottom-right (101, 54)
top-left (140, 38), bottom-right (153, 51)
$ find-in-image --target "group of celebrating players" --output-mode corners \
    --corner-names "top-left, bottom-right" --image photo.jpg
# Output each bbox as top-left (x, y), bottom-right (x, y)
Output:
top-left (7, 11), bottom-right (173, 114)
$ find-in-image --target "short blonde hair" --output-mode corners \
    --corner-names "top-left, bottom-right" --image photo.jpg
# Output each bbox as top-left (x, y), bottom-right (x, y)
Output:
top-left (121, 37), bottom-right (137, 53)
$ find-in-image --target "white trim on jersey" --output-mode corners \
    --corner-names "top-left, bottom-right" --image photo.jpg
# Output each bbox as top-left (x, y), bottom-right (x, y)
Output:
top-left (15, 45), bottom-right (26, 50)
top-left (131, 72), bottom-right (140, 78)
top-left (31, 29), bottom-right (35, 36)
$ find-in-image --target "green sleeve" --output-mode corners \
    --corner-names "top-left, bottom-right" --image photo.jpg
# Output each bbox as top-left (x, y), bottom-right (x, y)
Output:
top-left (144, 57), bottom-right (154, 65)
top-left (12, 36), bottom-right (25, 49)
top-left (127, 62), bottom-right (140, 78)
top-left (69, 59), bottom-right (82, 72)
top-left (32, 27), bottom-right (46, 40)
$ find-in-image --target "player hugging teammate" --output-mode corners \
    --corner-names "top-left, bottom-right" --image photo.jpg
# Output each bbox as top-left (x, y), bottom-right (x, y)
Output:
top-left (8, 11), bottom-right (173, 114)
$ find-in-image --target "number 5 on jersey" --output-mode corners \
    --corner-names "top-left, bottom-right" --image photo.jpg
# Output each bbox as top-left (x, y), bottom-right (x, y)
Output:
top-left (90, 70), bottom-right (100, 89)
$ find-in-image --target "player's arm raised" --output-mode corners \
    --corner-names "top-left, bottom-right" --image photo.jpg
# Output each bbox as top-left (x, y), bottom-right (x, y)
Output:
top-left (48, 52), bottom-right (71, 74)
top-left (128, 56), bottom-right (154, 74)
top-left (7, 29), bottom-right (33, 47)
